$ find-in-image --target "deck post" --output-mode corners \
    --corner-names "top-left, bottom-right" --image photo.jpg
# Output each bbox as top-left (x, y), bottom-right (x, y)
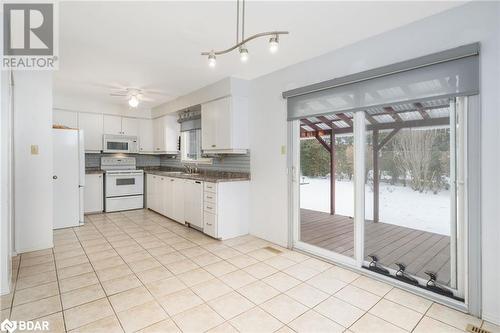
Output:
top-left (373, 130), bottom-right (379, 223)
top-left (330, 130), bottom-right (336, 215)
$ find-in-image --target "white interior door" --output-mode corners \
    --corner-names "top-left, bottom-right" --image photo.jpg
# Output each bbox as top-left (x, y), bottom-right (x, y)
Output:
top-left (53, 129), bottom-right (80, 229)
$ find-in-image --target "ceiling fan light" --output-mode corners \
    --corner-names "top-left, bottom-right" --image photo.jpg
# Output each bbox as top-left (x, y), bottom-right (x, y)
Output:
top-left (128, 95), bottom-right (139, 108)
top-left (239, 45), bottom-right (249, 62)
top-left (208, 52), bottom-right (216, 68)
top-left (269, 35), bottom-right (279, 53)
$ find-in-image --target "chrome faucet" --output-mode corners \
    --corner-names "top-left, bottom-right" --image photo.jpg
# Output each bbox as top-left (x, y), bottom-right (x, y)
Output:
top-left (184, 165), bottom-right (198, 174)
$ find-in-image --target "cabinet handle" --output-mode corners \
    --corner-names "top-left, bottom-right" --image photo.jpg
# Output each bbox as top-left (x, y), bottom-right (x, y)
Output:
top-left (211, 144), bottom-right (216, 148)
top-left (195, 181), bottom-right (201, 184)
top-left (207, 196), bottom-right (212, 199)
top-left (53, 175), bottom-right (58, 179)
top-left (206, 206), bottom-right (212, 210)
top-left (206, 222), bottom-right (212, 226)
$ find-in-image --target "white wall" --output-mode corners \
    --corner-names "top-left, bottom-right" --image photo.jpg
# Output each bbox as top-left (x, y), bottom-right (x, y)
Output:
top-left (152, 77), bottom-right (248, 117)
top-left (14, 72), bottom-right (54, 253)
top-left (248, 1), bottom-right (499, 323)
top-left (0, 68), bottom-right (13, 295)
top-left (54, 93), bottom-right (152, 119)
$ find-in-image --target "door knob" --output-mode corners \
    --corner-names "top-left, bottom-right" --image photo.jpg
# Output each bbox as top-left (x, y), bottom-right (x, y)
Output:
top-left (53, 175), bottom-right (58, 179)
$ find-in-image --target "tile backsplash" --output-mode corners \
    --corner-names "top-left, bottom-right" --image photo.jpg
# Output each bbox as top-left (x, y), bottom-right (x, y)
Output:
top-left (85, 153), bottom-right (161, 168)
top-left (85, 152), bottom-right (250, 173)
top-left (160, 153), bottom-right (250, 173)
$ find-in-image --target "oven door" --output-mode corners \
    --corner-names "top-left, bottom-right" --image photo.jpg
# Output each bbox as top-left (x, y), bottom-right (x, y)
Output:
top-left (105, 171), bottom-right (144, 197)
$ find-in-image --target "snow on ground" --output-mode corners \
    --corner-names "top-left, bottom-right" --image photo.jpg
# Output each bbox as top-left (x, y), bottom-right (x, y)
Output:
top-left (300, 177), bottom-right (450, 236)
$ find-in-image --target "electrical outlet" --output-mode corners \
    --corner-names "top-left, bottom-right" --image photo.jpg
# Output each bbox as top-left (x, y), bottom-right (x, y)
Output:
top-left (31, 145), bottom-right (39, 155)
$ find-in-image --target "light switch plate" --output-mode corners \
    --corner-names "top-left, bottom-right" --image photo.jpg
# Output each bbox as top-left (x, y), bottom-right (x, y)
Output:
top-left (281, 145), bottom-right (286, 155)
top-left (31, 145), bottom-right (39, 155)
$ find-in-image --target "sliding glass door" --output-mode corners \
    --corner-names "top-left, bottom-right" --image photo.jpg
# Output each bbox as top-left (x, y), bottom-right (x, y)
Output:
top-left (291, 97), bottom-right (468, 299)
top-left (298, 115), bottom-right (355, 262)
top-left (362, 98), bottom-right (465, 298)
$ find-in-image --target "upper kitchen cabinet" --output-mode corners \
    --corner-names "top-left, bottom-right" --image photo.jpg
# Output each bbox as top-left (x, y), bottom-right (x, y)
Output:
top-left (103, 115), bottom-right (122, 135)
top-left (121, 117), bottom-right (139, 136)
top-left (78, 112), bottom-right (103, 152)
top-left (201, 96), bottom-right (248, 154)
top-left (53, 109), bottom-right (78, 128)
top-left (103, 115), bottom-right (139, 136)
top-left (153, 115), bottom-right (179, 154)
top-left (138, 119), bottom-right (154, 153)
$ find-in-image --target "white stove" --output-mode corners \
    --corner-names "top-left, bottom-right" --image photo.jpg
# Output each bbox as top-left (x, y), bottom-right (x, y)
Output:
top-left (101, 157), bottom-right (144, 212)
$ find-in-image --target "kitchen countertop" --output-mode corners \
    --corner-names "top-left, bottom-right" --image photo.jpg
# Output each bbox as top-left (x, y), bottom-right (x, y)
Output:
top-left (142, 167), bottom-right (250, 183)
top-left (85, 168), bottom-right (105, 174)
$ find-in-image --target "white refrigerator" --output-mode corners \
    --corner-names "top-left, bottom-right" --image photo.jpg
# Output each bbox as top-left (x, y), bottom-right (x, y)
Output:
top-left (53, 128), bottom-right (85, 229)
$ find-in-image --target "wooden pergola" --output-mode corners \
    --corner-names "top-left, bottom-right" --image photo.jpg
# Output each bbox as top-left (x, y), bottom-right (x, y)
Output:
top-left (300, 99), bottom-right (450, 222)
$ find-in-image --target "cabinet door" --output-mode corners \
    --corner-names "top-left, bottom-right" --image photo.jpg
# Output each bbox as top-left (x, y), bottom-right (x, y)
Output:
top-left (103, 115), bottom-right (123, 135)
top-left (172, 178), bottom-right (185, 223)
top-left (214, 97), bottom-right (232, 150)
top-left (153, 117), bottom-right (165, 152)
top-left (139, 119), bottom-right (154, 153)
top-left (163, 115), bottom-right (180, 153)
top-left (201, 100), bottom-right (217, 150)
top-left (158, 176), bottom-right (167, 216)
top-left (122, 117), bottom-right (139, 136)
top-left (84, 174), bottom-right (103, 213)
top-left (53, 110), bottom-right (78, 128)
top-left (203, 211), bottom-right (217, 238)
top-left (78, 113), bottom-right (103, 152)
top-left (164, 177), bottom-right (174, 218)
top-left (146, 174), bottom-right (154, 209)
top-left (201, 97), bottom-right (231, 150)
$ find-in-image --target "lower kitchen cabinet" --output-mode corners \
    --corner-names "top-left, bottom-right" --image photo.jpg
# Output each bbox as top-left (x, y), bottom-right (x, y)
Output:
top-left (145, 173), bottom-right (249, 239)
top-left (84, 173), bottom-right (103, 213)
top-left (203, 181), bottom-right (249, 240)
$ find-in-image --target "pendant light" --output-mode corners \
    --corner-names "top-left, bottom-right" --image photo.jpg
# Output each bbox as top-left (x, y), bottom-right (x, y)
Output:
top-left (202, 0), bottom-right (288, 67)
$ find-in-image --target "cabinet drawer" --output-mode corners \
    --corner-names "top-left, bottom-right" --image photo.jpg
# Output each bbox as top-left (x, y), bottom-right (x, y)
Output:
top-left (203, 211), bottom-right (217, 238)
top-left (204, 202), bottom-right (217, 214)
top-left (204, 192), bottom-right (216, 204)
top-left (204, 182), bottom-right (217, 193)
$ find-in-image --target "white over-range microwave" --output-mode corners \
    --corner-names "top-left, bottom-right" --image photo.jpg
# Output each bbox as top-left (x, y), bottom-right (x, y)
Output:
top-left (103, 134), bottom-right (139, 153)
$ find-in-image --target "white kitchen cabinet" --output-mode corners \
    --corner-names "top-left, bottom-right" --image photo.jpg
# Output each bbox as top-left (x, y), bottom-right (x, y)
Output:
top-left (53, 109), bottom-right (78, 128)
top-left (201, 96), bottom-right (248, 154)
top-left (184, 180), bottom-right (203, 229)
top-left (171, 178), bottom-right (185, 224)
top-left (78, 112), bottom-right (103, 152)
top-left (163, 177), bottom-right (174, 217)
top-left (122, 117), bottom-right (139, 136)
top-left (84, 173), bottom-right (103, 213)
top-left (153, 115), bottom-right (179, 154)
top-left (203, 181), bottom-right (249, 239)
top-left (103, 115), bottom-right (123, 135)
top-left (138, 119), bottom-right (154, 153)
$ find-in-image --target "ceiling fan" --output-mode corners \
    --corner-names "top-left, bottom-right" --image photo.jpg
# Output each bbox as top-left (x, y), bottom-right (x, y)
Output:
top-left (109, 87), bottom-right (164, 108)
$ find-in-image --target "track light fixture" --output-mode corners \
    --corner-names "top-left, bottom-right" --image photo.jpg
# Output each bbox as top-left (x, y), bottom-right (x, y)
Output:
top-left (202, 0), bottom-right (288, 67)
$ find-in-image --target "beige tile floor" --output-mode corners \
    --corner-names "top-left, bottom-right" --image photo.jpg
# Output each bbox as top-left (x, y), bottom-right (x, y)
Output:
top-left (1, 209), bottom-right (498, 333)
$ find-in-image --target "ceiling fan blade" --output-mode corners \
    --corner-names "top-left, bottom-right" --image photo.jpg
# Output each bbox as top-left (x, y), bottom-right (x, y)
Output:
top-left (110, 93), bottom-right (127, 97)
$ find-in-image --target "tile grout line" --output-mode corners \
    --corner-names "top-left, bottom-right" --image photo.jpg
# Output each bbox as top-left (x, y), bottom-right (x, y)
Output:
top-left (51, 245), bottom-right (68, 333)
top-left (71, 219), bottom-right (127, 333)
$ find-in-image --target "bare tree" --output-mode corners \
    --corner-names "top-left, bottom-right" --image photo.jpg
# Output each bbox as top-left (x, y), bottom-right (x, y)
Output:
top-left (393, 129), bottom-right (438, 193)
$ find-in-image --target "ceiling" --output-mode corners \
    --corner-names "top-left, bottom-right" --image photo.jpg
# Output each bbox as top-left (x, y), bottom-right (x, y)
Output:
top-left (55, 1), bottom-right (464, 110)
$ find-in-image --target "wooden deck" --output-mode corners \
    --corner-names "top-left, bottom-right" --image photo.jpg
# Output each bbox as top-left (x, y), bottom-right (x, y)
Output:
top-left (300, 208), bottom-right (451, 285)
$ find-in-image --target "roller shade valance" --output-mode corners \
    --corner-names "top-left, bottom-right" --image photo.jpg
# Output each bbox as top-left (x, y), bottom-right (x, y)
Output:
top-left (284, 43), bottom-right (479, 120)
